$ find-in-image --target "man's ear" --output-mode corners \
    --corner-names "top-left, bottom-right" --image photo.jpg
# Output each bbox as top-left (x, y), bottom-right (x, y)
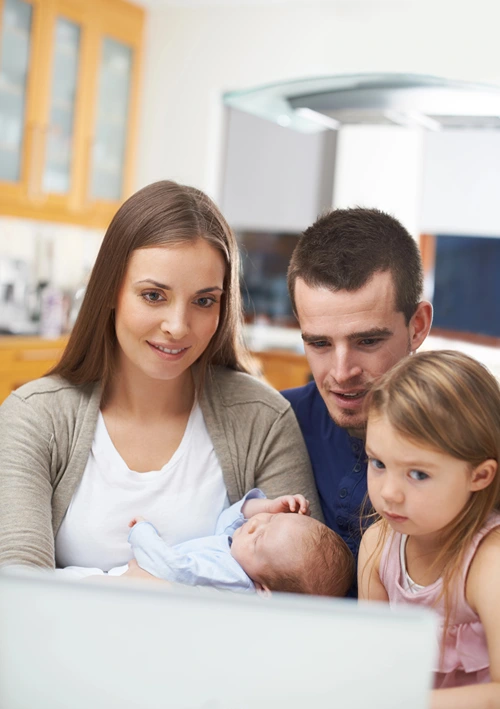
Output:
top-left (254, 581), bottom-right (272, 597)
top-left (470, 459), bottom-right (497, 492)
top-left (409, 301), bottom-right (433, 352)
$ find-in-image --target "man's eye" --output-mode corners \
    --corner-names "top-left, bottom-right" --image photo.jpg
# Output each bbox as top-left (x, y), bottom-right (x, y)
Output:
top-left (360, 338), bottom-right (380, 347)
top-left (308, 340), bottom-right (329, 349)
top-left (409, 470), bottom-right (429, 481)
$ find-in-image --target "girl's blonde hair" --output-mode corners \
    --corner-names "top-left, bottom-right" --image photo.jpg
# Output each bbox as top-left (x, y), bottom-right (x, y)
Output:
top-left (364, 350), bottom-right (500, 641)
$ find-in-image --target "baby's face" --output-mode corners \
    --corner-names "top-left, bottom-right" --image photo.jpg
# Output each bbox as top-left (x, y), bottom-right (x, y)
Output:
top-left (231, 512), bottom-right (313, 586)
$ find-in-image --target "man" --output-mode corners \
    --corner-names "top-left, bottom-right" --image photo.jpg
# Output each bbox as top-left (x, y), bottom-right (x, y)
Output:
top-left (281, 207), bottom-right (432, 563)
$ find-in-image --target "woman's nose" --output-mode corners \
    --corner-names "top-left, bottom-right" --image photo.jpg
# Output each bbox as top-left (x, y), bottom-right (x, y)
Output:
top-left (160, 310), bottom-right (189, 340)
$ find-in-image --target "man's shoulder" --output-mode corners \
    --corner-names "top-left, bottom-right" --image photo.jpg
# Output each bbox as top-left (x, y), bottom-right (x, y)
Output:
top-left (281, 380), bottom-right (333, 427)
top-left (281, 380), bottom-right (319, 407)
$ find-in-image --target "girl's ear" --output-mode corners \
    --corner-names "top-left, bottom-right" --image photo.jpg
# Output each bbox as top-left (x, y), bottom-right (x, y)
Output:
top-left (470, 459), bottom-right (498, 492)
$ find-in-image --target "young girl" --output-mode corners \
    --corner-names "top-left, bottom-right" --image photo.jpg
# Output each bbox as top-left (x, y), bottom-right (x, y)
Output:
top-left (358, 350), bottom-right (500, 709)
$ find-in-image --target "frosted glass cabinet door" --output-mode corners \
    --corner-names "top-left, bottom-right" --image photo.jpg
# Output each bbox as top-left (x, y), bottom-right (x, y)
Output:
top-left (42, 16), bottom-right (81, 194)
top-left (0, 0), bottom-right (33, 182)
top-left (89, 37), bottom-right (132, 202)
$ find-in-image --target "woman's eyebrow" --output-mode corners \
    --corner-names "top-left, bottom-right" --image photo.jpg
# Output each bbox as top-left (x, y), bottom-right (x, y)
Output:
top-left (135, 279), bottom-right (224, 294)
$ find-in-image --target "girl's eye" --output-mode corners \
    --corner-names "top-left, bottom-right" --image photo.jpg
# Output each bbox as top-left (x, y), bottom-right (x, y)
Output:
top-left (195, 296), bottom-right (216, 308)
top-left (409, 470), bottom-right (429, 481)
top-left (369, 458), bottom-right (385, 470)
top-left (142, 291), bottom-right (164, 303)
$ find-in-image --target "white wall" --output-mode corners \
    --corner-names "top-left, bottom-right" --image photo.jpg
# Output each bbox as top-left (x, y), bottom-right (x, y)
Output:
top-left (420, 129), bottom-right (500, 237)
top-left (135, 0), bottom-right (500, 198)
top-left (333, 125), bottom-right (424, 236)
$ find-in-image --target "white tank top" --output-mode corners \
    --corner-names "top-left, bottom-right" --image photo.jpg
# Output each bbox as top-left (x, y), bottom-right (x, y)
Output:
top-left (55, 402), bottom-right (229, 571)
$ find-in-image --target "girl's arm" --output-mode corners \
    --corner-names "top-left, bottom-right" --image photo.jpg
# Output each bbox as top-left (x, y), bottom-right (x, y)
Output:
top-left (357, 520), bottom-right (389, 602)
top-left (431, 528), bottom-right (500, 709)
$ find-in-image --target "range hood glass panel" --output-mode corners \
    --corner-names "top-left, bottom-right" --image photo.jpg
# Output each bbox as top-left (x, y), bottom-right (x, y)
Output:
top-left (223, 73), bottom-right (500, 133)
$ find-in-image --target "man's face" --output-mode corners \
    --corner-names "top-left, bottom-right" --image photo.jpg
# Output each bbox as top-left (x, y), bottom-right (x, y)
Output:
top-left (295, 271), bottom-right (427, 436)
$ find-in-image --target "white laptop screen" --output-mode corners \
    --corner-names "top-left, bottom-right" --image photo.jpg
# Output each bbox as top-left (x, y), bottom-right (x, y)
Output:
top-left (0, 571), bottom-right (436, 709)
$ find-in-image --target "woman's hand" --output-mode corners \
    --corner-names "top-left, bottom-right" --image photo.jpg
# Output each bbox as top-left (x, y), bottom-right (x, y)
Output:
top-left (123, 559), bottom-right (165, 583)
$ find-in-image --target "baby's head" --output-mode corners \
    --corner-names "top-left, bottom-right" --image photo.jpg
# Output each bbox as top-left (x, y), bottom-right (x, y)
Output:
top-left (230, 512), bottom-right (354, 597)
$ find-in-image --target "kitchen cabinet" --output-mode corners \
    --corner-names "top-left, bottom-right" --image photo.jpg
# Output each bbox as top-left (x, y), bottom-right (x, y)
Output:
top-left (0, 0), bottom-right (143, 228)
top-left (250, 349), bottom-right (311, 391)
top-left (0, 335), bottom-right (67, 403)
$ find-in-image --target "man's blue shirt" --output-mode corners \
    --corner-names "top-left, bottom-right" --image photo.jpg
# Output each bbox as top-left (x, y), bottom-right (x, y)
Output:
top-left (281, 381), bottom-right (368, 563)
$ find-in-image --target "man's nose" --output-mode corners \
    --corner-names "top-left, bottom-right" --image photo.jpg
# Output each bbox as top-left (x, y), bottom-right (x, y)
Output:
top-left (330, 351), bottom-right (363, 386)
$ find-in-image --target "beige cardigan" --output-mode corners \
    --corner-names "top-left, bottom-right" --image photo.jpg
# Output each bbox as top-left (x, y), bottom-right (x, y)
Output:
top-left (0, 366), bottom-right (321, 568)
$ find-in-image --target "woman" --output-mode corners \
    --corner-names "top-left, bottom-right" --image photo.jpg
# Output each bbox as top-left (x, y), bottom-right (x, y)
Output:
top-left (0, 181), bottom-right (320, 576)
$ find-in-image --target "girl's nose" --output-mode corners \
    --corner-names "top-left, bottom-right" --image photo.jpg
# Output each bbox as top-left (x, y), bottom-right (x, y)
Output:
top-left (381, 478), bottom-right (404, 504)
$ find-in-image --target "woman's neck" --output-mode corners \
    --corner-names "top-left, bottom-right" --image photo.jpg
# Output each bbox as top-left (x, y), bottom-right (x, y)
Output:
top-left (103, 362), bottom-right (195, 419)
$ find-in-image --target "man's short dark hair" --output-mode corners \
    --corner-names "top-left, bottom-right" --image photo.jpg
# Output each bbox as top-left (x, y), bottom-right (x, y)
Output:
top-left (287, 207), bottom-right (424, 324)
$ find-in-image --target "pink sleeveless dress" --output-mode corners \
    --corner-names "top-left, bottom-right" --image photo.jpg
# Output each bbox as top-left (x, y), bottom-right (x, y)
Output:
top-left (379, 512), bottom-right (500, 689)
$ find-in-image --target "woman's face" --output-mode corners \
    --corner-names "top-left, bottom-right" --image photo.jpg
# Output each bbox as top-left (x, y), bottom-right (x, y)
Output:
top-left (114, 240), bottom-right (225, 384)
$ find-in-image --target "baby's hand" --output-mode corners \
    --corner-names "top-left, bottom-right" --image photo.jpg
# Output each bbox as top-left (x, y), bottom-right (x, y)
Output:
top-left (267, 494), bottom-right (310, 516)
top-left (129, 516), bottom-right (146, 528)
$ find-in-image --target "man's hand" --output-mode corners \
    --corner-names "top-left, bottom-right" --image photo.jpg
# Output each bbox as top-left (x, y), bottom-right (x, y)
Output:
top-left (129, 516), bottom-right (146, 528)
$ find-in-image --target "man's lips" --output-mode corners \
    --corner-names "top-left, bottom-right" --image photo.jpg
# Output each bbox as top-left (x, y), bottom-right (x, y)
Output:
top-left (327, 389), bottom-right (367, 409)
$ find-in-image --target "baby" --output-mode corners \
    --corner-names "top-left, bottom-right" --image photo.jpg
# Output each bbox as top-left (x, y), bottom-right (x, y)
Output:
top-left (127, 490), bottom-right (354, 597)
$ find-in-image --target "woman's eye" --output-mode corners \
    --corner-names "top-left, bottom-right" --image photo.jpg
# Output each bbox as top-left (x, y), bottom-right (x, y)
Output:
top-left (369, 458), bottom-right (385, 470)
top-left (195, 296), bottom-right (216, 308)
top-left (142, 291), bottom-right (164, 303)
top-left (409, 470), bottom-right (428, 481)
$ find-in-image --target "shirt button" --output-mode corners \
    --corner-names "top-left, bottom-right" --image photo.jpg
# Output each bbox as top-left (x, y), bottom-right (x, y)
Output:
top-left (351, 442), bottom-right (360, 452)
top-left (337, 516), bottom-right (347, 528)
top-left (339, 488), bottom-right (348, 499)
top-left (353, 463), bottom-right (362, 473)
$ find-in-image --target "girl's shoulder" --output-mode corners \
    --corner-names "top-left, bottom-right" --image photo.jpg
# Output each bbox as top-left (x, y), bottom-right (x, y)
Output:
top-left (466, 522), bottom-right (500, 612)
top-left (361, 519), bottom-right (392, 558)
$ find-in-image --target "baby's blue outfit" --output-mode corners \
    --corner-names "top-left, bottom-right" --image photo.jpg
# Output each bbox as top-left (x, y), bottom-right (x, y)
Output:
top-left (128, 488), bottom-right (266, 593)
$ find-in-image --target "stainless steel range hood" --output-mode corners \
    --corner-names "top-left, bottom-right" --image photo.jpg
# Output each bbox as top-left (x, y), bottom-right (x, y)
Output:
top-left (223, 73), bottom-right (500, 133)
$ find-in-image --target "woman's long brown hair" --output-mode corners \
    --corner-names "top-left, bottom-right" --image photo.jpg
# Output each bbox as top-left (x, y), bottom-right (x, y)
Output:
top-left (50, 180), bottom-right (255, 393)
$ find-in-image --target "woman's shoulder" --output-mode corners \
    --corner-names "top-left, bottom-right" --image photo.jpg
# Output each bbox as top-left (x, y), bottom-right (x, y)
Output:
top-left (3, 375), bottom-right (100, 413)
top-left (204, 366), bottom-right (291, 414)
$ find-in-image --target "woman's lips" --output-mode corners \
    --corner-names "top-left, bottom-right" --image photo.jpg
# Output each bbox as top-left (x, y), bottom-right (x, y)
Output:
top-left (147, 341), bottom-right (190, 360)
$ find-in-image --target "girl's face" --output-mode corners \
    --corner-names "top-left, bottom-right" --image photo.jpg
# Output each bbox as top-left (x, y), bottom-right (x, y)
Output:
top-left (365, 413), bottom-right (477, 543)
top-left (114, 240), bottom-right (225, 385)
